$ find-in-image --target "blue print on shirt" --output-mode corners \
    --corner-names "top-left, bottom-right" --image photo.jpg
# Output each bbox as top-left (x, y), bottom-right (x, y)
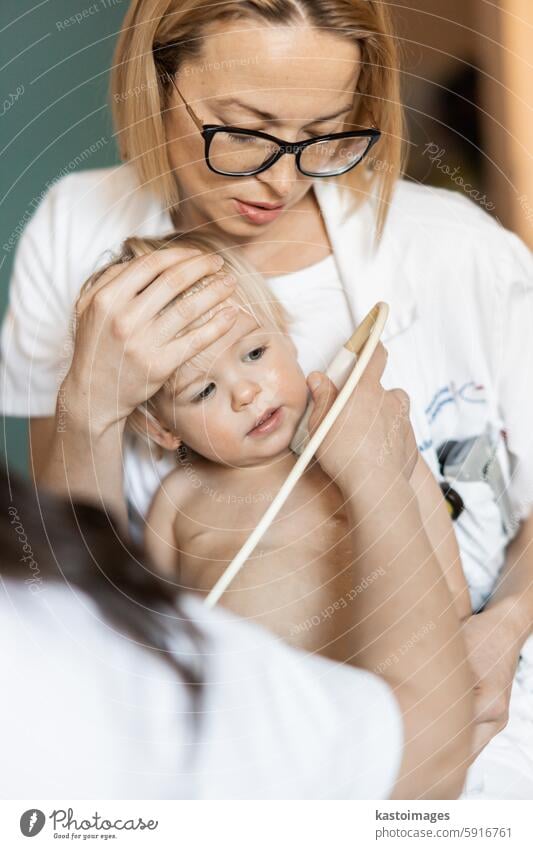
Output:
top-left (425, 382), bottom-right (487, 424)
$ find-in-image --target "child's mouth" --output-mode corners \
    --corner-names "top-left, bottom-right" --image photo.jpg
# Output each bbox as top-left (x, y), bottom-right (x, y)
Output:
top-left (247, 407), bottom-right (284, 437)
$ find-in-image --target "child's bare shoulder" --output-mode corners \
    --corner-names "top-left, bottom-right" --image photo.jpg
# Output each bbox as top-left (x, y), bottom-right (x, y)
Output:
top-left (151, 462), bottom-right (203, 521)
top-left (152, 455), bottom-right (226, 520)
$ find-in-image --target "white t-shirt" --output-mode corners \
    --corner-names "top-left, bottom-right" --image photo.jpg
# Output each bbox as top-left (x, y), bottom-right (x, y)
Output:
top-left (266, 252), bottom-right (354, 376)
top-left (0, 581), bottom-right (403, 799)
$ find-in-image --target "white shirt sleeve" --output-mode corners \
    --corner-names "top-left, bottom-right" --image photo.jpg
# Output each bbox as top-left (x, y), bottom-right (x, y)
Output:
top-left (0, 165), bottom-right (172, 419)
top-left (1, 181), bottom-right (73, 417)
top-left (0, 584), bottom-right (403, 800)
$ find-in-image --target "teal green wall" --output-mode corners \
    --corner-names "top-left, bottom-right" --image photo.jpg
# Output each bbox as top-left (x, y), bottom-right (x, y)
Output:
top-left (0, 0), bottom-right (128, 476)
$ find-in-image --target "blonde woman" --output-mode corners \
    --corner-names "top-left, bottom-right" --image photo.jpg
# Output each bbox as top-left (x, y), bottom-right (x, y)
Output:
top-left (2, 0), bottom-right (532, 797)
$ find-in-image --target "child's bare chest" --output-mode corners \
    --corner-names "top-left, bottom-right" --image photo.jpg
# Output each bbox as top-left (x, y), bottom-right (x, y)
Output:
top-left (177, 463), bottom-right (353, 622)
top-left (182, 460), bottom-right (345, 543)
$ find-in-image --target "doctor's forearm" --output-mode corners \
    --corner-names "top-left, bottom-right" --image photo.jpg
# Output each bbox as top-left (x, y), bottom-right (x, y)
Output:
top-left (342, 475), bottom-right (473, 799)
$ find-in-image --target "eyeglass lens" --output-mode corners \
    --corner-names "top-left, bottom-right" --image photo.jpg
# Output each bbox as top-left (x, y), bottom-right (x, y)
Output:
top-left (208, 131), bottom-right (371, 176)
top-left (299, 136), bottom-right (371, 176)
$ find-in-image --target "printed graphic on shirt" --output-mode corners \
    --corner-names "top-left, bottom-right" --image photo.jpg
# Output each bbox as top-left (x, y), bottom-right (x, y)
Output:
top-left (425, 381), bottom-right (487, 425)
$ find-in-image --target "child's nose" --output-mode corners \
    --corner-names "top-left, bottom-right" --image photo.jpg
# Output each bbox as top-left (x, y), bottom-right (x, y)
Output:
top-left (231, 380), bottom-right (261, 411)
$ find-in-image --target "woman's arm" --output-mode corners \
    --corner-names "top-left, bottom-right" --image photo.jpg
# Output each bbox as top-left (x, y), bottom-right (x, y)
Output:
top-left (36, 249), bottom-right (239, 528)
top-left (31, 405), bottom-right (129, 526)
top-left (28, 418), bottom-right (55, 482)
top-left (343, 474), bottom-right (473, 799)
top-left (410, 455), bottom-right (471, 622)
top-left (307, 351), bottom-right (473, 799)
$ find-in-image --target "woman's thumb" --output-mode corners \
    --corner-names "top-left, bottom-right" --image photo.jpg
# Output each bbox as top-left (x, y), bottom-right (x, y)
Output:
top-left (307, 372), bottom-right (323, 394)
top-left (307, 372), bottom-right (336, 434)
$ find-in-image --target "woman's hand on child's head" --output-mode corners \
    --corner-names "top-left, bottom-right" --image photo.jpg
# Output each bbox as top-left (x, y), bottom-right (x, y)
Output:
top-left (67, 248), bottom-right (238, 434)
top-left (306, 344), bottom-right (417, 491)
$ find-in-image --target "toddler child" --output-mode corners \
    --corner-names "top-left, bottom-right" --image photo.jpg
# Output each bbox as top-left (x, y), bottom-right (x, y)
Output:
top-left (84, 232), bottom-right (471, 660)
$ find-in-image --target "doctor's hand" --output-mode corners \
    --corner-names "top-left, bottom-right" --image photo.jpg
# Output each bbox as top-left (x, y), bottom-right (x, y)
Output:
top-left (306, 343), bottom-right (418, 490)
top-left (462, 601), bottom-right (523, 760)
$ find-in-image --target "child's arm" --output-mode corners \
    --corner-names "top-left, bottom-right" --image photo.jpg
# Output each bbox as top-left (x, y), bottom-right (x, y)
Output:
top-left (410, 455), bottom-right (472, 622)
top-left (145, 476), bottom-right (182, 578)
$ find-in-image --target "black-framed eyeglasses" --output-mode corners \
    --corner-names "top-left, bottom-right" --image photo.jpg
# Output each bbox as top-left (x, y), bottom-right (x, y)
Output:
top-left (166, 74), bottom-right (381, 178)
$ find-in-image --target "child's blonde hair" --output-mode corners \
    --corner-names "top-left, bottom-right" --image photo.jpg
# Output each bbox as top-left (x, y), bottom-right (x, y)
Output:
top-left (82, 231), bottom-right (292, 448)
top-left (111, 0), bottom-right (406, 242)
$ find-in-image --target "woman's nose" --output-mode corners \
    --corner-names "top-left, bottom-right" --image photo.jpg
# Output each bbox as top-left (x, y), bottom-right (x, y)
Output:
top-left (231, 380), bottom-right (261, 411)
top-left (255, 154), bottom-right (297, 197)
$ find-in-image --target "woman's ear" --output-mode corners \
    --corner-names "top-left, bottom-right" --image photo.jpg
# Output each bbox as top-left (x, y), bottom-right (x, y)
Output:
top-left (128, 406), bottom-right (182, 452)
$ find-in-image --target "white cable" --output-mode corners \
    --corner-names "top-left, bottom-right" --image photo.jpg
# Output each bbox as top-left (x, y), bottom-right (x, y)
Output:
top-left (204, 301), bottom-right (389, 608)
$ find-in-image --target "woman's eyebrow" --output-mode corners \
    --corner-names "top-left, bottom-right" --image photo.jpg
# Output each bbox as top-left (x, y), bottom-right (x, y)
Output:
top-left (215, 97), bottom-right (353, 124)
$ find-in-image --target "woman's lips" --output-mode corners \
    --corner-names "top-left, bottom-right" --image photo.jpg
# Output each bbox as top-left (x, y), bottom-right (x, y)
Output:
top-left (247, 407), bottom-right (284, 437)
top-left (234, 198), bottom-right (285, 224)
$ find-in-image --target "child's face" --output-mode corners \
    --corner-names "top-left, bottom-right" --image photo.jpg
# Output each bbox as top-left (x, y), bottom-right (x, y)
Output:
top-left (156, 310), bottom-right (308, 466)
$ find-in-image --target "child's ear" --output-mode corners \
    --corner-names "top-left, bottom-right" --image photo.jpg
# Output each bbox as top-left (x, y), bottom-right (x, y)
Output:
top-left (128, 407), bottom-right (182, 452)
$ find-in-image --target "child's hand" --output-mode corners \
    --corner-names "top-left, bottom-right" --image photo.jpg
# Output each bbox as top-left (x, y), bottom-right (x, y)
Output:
top-left (306, 344), bottom-right (417, 490)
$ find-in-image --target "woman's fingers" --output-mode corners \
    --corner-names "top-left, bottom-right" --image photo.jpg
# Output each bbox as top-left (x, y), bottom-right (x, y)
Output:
top-left (163, 305), bottom-right (239, 368)
top-left (151, 271), bottom-right (237, 345)
top-left (78, 251), bottom-right (229, 343)
top-left (76, 263), bottom-right (124, 316)
top-left (140, 270), bottom-right (237, 340)
top-left (363, 342), bottom-right (388, 384)
top-left (80, 247), bottom-right (220, 314)
top-left (128, 252), bottom-right (228, 321)
top-left (78, 248), bottom-right (198, 308)
top-left (469, 720), bottom-right (501, 763)
top-left (130, 249), bottom-right (224, 297)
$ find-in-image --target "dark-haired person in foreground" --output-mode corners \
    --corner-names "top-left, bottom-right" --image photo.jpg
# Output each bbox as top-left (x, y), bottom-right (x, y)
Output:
top-left (0, 349), bottom-right (473, 799)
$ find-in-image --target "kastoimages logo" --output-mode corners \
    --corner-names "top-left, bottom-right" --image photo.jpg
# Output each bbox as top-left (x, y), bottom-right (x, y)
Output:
top-left (20, 809), bottom-right (46, 837)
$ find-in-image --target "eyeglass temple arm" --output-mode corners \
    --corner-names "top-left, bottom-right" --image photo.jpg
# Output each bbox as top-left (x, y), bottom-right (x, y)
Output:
top-left (164, 71), bottom-right (204, 131)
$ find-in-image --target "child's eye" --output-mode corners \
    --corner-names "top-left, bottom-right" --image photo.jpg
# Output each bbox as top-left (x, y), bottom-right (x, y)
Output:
top-left (193, 382), bottom-right (216, 402)
top-left (244, 345), bottom-right (267, 362)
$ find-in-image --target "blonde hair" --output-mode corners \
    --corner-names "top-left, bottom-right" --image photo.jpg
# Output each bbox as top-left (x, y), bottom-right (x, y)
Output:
top-left (111, 0), bottom-right (406, 240)
top-left (82, 231), bottom-right (291, 448)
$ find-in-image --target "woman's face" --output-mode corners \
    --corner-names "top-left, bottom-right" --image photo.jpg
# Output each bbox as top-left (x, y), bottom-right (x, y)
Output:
top-left (155, 309), bottom-right (309, 467)
top-left (164, 20), bottom-right (361, 239)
